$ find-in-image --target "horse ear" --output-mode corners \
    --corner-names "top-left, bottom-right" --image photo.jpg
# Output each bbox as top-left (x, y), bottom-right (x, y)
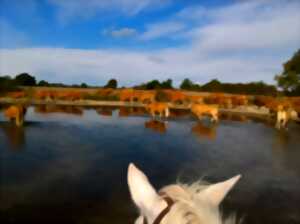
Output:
top-left (127, 163), bottom-right (162, 216)
top-left (199, 175), bottom-right (241, 206)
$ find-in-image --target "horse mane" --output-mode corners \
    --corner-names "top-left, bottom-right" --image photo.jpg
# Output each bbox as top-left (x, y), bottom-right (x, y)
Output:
top-left (158, 180), bottom-right (240, 224)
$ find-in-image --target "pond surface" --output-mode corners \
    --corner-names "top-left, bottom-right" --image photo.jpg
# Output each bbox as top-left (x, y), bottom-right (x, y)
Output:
top-left (1, 106), bottom-right (300, 224)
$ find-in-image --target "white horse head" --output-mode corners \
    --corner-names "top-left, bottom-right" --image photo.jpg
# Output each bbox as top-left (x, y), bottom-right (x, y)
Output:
top-left (128, 163), bottom-right (241, 224)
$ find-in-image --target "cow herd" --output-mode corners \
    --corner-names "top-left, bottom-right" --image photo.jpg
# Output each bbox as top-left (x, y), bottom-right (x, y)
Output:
top-left (1, 88), bottom-right (300, 129)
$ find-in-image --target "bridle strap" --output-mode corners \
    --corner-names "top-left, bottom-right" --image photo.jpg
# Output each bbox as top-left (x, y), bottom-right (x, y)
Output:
top-left (143, 194), bottom-right (175, 224)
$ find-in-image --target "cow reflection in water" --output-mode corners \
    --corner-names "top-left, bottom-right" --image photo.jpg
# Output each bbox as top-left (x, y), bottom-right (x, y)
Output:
top-left (169, 109), bottom-right (190, 118)
top-left (96, 107), bottom-right (114, 116)
top-left (34, 105), bottom-right (83, 116)
top-left (0, 124), bottom-right (25, 151)
top-left (274, 130), bottom-right (290, 149)
top-left (118, 107), bottom-right (147, 117)
top-left (119, 107), bottom-right (131, 117)
top-left (192, 122), bottom-right (217, 140)
top-left (145, 119), bottom-right (167, 134)
top-left (220, 113), bottom-right (248, 123)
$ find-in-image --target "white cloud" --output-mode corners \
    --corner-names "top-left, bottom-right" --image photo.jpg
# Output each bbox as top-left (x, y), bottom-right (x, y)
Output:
top-left (140, 21), bottom-right (186, 40)
top-left (48, 0), bottom-right (170, 24)
top-left (1, 1), bottom-right (299, 86)
top-left (188, 1), bottom-right (300, 52)
top-left (139, 0), bottom-right (300, 48)
top-left (0, 47), bottom-right (284, 86)
top-left (176, 5), bottom-right (206, 21)
top-left (103, 27), bottom-right (137, 38)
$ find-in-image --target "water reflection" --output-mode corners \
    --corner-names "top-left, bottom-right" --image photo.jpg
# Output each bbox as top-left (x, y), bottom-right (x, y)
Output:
top-left (96, 107), bottom-right (115, 116)
top-left (220, 113), bottom-right (249, 122)
top-left (118, 107), bottom-right (191, 119)
top-left (0, 124), bottom-right (25, 151)
top-left (273, 129), bottom-right (290, 149)
top-left (34, 105), bottom-right (84, 116)
top-left (1, 107), bottom-right (300, 224)
top-left (144, 119), bottom-right (167, 134)
top-left (118, 107), bottom-right (131, 117)
top-left (271, 124), bottom-right (300, 181)
top-left (169, 109), bottom-right (190, 118)
top-left (191, 121), bottom-right (217, 140)
top-left (118, 107), bottom-right (147, 117)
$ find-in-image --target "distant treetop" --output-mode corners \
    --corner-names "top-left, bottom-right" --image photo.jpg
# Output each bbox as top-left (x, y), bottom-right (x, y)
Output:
top-left (104, 79), bottom-right (118, 89)
top-left (15, 73), bottom-right (36, 86)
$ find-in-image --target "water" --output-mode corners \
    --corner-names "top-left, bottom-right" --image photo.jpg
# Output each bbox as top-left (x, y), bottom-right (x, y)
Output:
top-left (0, 106), bottom-right (300, 224)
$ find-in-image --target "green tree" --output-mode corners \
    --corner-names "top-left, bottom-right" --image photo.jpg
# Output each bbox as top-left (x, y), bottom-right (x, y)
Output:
top-left (0, 75), bottom-right (18, 93)
top-left (201, 79), bottom-right (222, 92)
top-left (38, 80), bottom-right (49, 86)
top-left (161, 79), bottom-right (173, 89)
top-left (15, 73), bottom-right (36, 86)
top-left (275, 49), bottom-right (300, 94)
top-left (146, 80), bottom-right (160, 89)
top-left (180, 78), bottom-right (194, 90)
top-left (81, 83), bottom-right (88, 88)
top-left (104, 79), bottom-right (118, 89)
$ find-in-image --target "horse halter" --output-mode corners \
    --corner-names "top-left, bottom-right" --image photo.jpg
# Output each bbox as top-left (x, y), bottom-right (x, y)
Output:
top-left (143, 193), bottom-right (175, 224)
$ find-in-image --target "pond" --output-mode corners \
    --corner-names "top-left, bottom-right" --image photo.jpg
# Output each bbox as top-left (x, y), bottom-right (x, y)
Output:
top-left (0, 106), bottom-right (300, 224)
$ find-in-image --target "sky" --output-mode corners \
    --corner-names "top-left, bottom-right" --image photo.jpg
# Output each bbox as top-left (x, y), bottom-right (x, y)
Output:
top-left (0, 0), bottom-right (299, 86)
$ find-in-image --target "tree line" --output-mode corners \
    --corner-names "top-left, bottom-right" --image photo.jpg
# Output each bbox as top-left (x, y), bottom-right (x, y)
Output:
top-left (1, 49), bottom-right (299, 96)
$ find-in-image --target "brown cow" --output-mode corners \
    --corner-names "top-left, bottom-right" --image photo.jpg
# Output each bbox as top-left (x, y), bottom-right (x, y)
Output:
top-left (191, 103), bottom-right (219, 122)
top-left (187, 95), bottom-right (204, 104)
top-left (7, 91), bottom-right (26, 99)
top-left (119, 89), bottom-right (135, 102)
top-left (146, 102), bottom-right (169, 118)
top-left (138, 91), bottom-right (156, 104)
top-left (35, 90), bottom-right (57, 100)
top-left (4, 105), bottom-right (27, 126)
top-left (231, 95), bottom-right (248, 107)
top-left (205, 93), bottom-right (231, 108)
top-left (97, 88), bottom-right (114, 97)
top-left (253, 96), bottom-right (274, 108)
top-left (164, 90), bottom-right (187, 104)
top-left (264, 98), bottom-right (292, 114)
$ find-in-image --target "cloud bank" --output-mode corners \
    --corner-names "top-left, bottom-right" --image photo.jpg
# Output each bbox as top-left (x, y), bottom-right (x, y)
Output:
top-left (1, 0), bottom-right (299, 86)
top-left (48, 0), bottom-right (170, 24)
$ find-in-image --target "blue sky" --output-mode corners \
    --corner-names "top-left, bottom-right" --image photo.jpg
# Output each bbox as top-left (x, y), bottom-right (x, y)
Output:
top-left (0, 0), bottom-right (299, 86)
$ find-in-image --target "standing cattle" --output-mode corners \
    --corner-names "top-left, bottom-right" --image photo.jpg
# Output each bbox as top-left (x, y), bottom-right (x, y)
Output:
top-left (146, 102), bottom-right (170, 119)
top-left (4, 105), bottom-right (27, 126)
top-left (275, 104), bottom-right (298, 130)
top-left (191, 103), bottom-right (219, 122)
